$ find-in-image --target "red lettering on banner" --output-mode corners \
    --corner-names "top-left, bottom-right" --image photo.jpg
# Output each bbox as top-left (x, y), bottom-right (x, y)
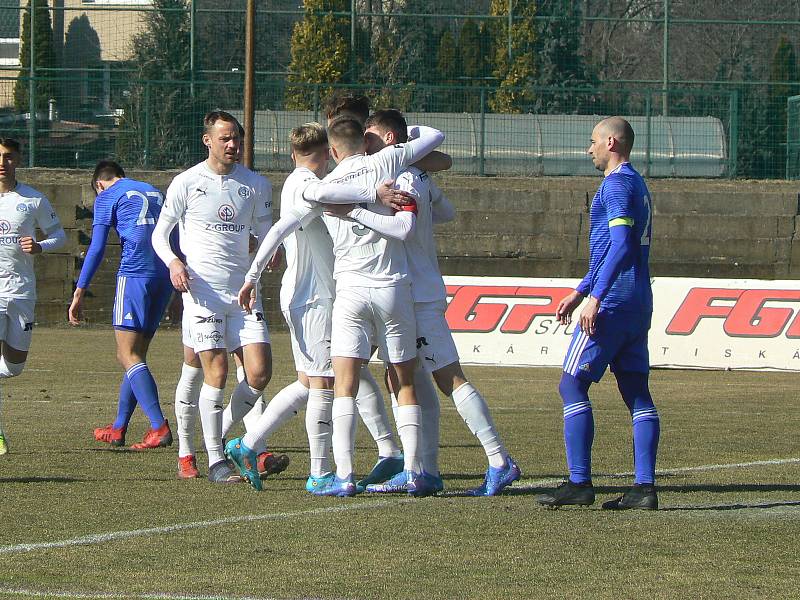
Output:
top-left (667, 287), bottom-right (800, 338)
top-left (666, 288), bottom-right (742, 335)
top-left (724, 289), bottom-right (800, 337)
top-left (445, 285), bottom-right (573, 333)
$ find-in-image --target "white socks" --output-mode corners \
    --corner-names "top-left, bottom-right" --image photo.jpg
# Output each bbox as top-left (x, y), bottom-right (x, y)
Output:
top-left (453, 382), bottom-right (508, 468)
top-left (175, 363), bottom-right (203, 458)
top-left (241, 399), bottom-right (266, 453)
top-left (414, 367), bottom-right (441, 476)
top-left (305, 388), bottom-right (333, 477)
top-left (243, 381), bottom-right (308, 450)
top-left (0, 357), bottom-right (25, 378)
top-left (356, 368), bottom-right (401, 458)
top-left (331, 396), bottom-right (357, 479)
top-left (198, 383), bottom-right (225, 466)
top-left (222, 380), bottom-right (262, 438)
top-left (396, 404), bottom-right (422, 473)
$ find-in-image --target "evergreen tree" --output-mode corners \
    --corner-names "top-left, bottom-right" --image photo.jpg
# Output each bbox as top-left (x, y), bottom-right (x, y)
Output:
top-left (459, 19), bottom-right (485, 112)
top-left (285, 0), bottom-right (350, 110)
top-left (436, 28), bottom-right (458, 111)
top-left (766, 37), bottom-right (798, 178)
top-left (14, 0), bottom-right (58, 114)
top-left (487, 0), bottom-right (537, 114)
top-left (533, 0), bottom-right (597, 113)
top-left (61, 15), bottom-right (102, 118)
top-left (116, 0), bottom-right (197, 167)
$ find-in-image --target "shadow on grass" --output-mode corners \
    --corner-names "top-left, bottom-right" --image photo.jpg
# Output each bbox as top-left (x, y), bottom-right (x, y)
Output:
top-left (0, 476), bottom-right (81, 484)
top-left (661, 500), bottom-right (800, 511)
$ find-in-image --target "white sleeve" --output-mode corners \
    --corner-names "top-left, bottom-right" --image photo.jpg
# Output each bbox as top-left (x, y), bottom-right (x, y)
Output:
top-left (245, 214), bottom-right (303, 284)
top-left (373, 126), bottom-right (445, 179)
top-left (152, 178), bottom-right (185, 267)
top-left (303, 180), bottom-right (376, 205)
top-left (254, 176), bottom-right (273, 228)
top-left (38, 228), bottom-right (66, 252)
top-left (347, 208), bottom-right (416, 241)
top-left (34, 195), bottom-right (63, 236)
top-left (430, 179), bottom-right (456, 224)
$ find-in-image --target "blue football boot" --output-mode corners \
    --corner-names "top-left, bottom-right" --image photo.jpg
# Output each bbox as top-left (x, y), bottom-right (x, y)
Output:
top-left (306, 472), bottom-right (335, 493)
top-left (467, 456), bottom-right (521, 496)
top-left (365, 469), bottom-right (409, 493)
top-left (311, 473), bottom-right (357, 497)
top-left (355, 455), bottom-right (404, 493)
top-left (407, 471), bottom-right (438, 497)
top-left (225, 437), bottom-right (262, 491)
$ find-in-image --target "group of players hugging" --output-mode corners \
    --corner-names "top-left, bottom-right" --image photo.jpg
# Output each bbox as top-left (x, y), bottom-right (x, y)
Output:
top-left (0, 92), bottom-right (660, 510)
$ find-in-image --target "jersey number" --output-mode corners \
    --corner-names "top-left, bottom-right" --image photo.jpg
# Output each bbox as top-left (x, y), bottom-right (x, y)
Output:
top-left (128, 190), bottom-right (164, 226)
top-left (351, 223), bottom-right (370, 236)
top-left (640, 194), bottom-right (652, 246)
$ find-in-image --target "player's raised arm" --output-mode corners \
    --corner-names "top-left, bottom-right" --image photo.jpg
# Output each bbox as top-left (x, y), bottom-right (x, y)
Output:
top-left (373, 124), bottom-right (445, 179)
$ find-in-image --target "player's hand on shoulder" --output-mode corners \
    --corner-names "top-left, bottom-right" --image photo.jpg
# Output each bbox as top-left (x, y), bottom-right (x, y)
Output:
top-left (376, 180), bottom-right (414, 211)
top-left (19, 236), bottom-right (42, 255)
top-left (169, 259), bottom-right (191, 293)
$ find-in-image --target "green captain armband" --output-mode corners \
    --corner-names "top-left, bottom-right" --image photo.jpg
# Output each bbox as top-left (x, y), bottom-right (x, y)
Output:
top-left (608, 217), bottom-right (634, 227)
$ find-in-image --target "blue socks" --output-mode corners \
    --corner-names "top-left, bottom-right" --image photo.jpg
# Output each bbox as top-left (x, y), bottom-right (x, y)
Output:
top-left (126, 362), bottom-right (166, 429)
top-left (559, 373), bottom-right (594, 484)
top-left (112, 375), bottom-right (137, 430)
top-left (616, 371), bottom-right (660, 485)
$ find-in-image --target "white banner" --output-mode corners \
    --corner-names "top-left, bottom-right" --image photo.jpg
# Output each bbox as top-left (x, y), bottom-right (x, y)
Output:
top-left (443, 276), bottom-right (800, 371)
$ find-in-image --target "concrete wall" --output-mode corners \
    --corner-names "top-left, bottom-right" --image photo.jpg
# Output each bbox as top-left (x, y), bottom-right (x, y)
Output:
top-left (17, 168), bottom-right (800, 328)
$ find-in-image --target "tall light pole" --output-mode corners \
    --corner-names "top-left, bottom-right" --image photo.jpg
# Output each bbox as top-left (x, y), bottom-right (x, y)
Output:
top-left (243, 0), bottom-right (255, 169)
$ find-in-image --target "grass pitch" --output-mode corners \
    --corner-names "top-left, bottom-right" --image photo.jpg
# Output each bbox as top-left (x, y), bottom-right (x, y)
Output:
top-left (0, 327), bottom-right (798, 600)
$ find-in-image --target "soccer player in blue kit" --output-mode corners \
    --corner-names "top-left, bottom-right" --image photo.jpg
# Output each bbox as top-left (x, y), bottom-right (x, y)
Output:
top-left (69, 160), bottom-right (174, 450)
top-left (536, 117), bottom-right (660, 510)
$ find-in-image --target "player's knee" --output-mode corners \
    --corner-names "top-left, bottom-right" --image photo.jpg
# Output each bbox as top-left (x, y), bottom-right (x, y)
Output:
top-left (0, 358), bottom-right (25, 378)
top-left (558, 372), bottom-right (589, 402)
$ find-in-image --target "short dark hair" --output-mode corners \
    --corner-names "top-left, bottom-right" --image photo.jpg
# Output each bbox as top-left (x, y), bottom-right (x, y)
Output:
top-left (327, 116), bottom-right (365, 154)
top-left (91, 159), bottom-right (125, 195)
top-left (365, 109), bottom-right (408, 143)
top-left (204, 110), bottom-right (244, 136)
top-left (324, 92), bottom-right (370, 124)
top-left (0, 138), bottom-right (22, 154)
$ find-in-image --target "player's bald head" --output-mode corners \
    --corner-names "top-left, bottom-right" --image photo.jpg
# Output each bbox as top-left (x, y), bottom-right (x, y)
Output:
top-left (596, 117), bottom-right (635, 154)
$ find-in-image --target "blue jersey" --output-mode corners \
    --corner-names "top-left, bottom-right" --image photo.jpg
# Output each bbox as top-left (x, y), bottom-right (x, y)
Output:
top-left (92, 178), bottom-right (169, 279)
top-left (583, 163), bottom-right (652, 314)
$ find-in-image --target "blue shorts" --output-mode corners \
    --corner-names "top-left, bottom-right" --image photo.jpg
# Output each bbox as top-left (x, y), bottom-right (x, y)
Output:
top-left (113, 275), bottom-right (173, 337)
top-left (563, 311), bottom-right (651, 382)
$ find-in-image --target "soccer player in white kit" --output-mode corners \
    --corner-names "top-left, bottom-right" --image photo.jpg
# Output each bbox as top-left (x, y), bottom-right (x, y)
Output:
top-left (152, 111), bottom-right (273, 483)
top-left (0, 138), bottom-right (65, 455)
top-left (231, 123), bottom-right (414, 491)
top-left (336, 110), bottom-right (522, 496)
top-left (315, 117), bottom-right (444, 496)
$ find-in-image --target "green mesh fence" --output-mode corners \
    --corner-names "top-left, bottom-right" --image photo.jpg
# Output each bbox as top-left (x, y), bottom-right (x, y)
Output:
top-left (0, 1), bottom-right (798, 178)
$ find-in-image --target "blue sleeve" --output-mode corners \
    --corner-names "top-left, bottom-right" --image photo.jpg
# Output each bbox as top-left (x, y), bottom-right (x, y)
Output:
top-left (575, 274), bottom-right (592, 296)
top-left (76, 224), bottom-right (111, 289)
top-left (601, 175), bottom-right (634, 221)
top-left (589, 224), bottom-right (634, 301)
top-left (91, 190), bottom-right (116, 228)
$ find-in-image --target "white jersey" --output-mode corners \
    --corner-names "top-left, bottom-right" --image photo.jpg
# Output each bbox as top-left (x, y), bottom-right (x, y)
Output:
top-left (161, 162), bottom-right (272, 296)
top-left (0, 184), bottom-right (62, 299)
top-left (321, 150), bottom-right (413, 289)
top-left (395, 167), bottom-right (447, 303)
top-left (278, 167), bottom-right (335, 311)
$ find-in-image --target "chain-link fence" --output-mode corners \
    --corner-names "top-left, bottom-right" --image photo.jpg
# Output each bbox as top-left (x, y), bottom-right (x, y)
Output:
top-left (1, 1), bottom-right (799, 178)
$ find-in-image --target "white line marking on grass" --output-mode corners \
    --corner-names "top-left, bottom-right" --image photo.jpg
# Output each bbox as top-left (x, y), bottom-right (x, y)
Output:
top-left (0, 499), bottom-right (405, 556)
top-left (0, 587), bottom-right (281, 600)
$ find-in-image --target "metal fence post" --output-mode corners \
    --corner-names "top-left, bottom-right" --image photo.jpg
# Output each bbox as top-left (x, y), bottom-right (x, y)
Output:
top-left (479, 87), bottom-right (486, 177)
top-left (190, 0), bottom-right (195, 98)
top-left (28, 0), bottom-right (36, 167)
top-left (645, 91), bottom-right (652, 177)
top-left (313, 84), bottom-right (320, 122)
top-left (143, 82), bottom-right (151, 168)
top-left (728, 89), bottom-right (738, 178)
top-left (662, 0), bottom-right (669, 116)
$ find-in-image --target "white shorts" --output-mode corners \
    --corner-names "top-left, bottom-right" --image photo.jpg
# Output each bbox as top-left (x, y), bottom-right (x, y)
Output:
top-left (283, 298), bottom-right (334, 378)
top-left (331, 284), bottom-right (416, 364)
top-left (183, 292), bottom-right (270, 353)
top-left (0, 297), bottom-right (35, 352)
top-left (181, 308), bottom-right (193, 348)
top-left (414, 300), bottom-right (459, 373)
